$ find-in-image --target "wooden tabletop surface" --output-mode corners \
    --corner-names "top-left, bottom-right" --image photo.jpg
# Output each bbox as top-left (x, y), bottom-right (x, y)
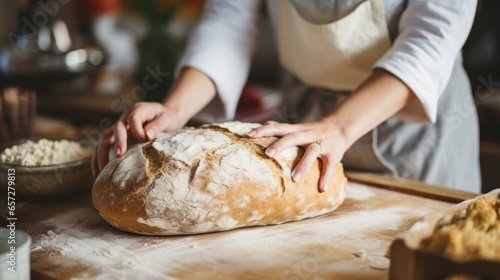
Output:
top-left (8, 173), bottom-right (478, 280)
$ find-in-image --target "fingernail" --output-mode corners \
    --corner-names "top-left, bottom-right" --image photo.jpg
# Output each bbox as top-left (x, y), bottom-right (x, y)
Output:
top-left (322, 183), bottom-right (329, 192)
top-left (292, 170), bottom-right (302, 182)
top-left (115, 148), bottom-right (121, 157)
top-left (266, 148), bottom-right (276, 157)
top-left (247, 130), bottom-right (256, 137)
top-left (146, 130), bottom-right (155, 141)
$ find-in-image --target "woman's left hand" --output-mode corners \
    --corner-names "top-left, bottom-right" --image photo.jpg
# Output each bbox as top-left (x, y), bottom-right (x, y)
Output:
top-left (246, 119), bottom-right (349, 193)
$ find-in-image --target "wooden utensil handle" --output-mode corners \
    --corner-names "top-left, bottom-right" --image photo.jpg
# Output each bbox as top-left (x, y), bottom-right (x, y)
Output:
top-left (346, 172), bottom-right (478, 203)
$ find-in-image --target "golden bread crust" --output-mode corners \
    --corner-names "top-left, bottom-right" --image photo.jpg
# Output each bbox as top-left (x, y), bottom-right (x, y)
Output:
top-left (92, 122), bottom-right (348, 235)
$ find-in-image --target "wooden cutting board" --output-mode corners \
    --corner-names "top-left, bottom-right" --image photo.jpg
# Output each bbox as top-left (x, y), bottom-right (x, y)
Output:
top-left (15, 173), bottom-right (476, 280)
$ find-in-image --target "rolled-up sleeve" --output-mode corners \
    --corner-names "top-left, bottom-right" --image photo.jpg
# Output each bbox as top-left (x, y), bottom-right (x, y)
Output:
top-left (374, 0), bottom-right (477, 123)
top-left (175, 0), bottom-right (262, 122)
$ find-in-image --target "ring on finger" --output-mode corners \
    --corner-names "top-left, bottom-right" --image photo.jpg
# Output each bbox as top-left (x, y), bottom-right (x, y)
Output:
top-left (314, 141), bottom-right (323, 154)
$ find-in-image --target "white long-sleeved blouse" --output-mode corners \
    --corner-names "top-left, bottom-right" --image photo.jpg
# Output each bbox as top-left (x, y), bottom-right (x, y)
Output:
top-left (176, 0), bottom-right (477, 123)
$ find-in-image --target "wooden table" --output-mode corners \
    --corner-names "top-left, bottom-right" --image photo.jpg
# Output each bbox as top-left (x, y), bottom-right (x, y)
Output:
top-left (13, 173), bottom-right (476, 280)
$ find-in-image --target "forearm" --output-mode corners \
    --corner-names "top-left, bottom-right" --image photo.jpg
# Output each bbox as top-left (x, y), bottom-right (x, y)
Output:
top-left (162, 67), bottom-right (217, 123)
top-left (324, 69), bottom-right (416, 146)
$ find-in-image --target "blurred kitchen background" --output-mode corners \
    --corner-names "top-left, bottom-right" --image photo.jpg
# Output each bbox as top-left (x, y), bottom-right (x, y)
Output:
top-left (0, 0), bottom-right (499, 193)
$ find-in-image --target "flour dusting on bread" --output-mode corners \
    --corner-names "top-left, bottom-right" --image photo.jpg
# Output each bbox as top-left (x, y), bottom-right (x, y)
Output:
top-left (92, 122), bottom-right (347, 235)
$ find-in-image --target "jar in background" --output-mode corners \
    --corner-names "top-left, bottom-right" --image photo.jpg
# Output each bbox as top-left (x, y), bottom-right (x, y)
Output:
top-left (0, 87), bottom-right (37, 142)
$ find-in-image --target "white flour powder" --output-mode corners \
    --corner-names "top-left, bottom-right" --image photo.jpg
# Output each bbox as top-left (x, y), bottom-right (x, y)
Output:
top-left (32, 183), bottom-right (448, 279)
top-left (1, 139), bottom-right (93, 166)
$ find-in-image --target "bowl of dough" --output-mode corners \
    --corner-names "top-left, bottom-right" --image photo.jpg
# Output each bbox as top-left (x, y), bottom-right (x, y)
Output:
top-left (0, 137), bottom-right (94, 200)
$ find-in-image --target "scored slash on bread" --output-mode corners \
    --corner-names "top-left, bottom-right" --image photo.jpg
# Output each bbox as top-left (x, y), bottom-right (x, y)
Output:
top-left (92, 122), bottom-right (347, 235)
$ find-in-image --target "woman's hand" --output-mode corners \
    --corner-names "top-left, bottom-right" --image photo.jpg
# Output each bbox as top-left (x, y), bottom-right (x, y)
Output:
top-left (247, 119), bottom-right (349, 193)
top-left (92, 102), bottom-right (187, 178)
top-left (91, 67), bottom-right (218, 179)
top-left (246, 69), bottom-right (416, 192)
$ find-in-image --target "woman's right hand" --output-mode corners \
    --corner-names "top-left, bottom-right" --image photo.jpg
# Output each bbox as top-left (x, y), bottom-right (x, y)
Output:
top-left (92, 102), bottom-right (187, 178)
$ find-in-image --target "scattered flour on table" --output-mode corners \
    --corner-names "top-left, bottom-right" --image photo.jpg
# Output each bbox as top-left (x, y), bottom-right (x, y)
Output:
top-left (31, 245), bottom-right (42, 251)
top-left (36, 207), bottom-right (283, 279)
top-left (354, 250), bottom-right (389, 270)
top-left (345, 183), bottom-right (376, 200)
top-left (369, 256), bottom-right (391, 270)
top-left (33, 183), bottom-right (437, 279)
top-left (355, 249), bottom-right (367, 258)
top-left (37, 208), bottom-right (148, 279)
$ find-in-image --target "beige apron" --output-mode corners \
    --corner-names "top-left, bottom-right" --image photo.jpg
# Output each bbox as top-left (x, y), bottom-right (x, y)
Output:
top-left (278, 0), bottom-right (391, 91)
top-left (277, 0), bottom-right (396, 173)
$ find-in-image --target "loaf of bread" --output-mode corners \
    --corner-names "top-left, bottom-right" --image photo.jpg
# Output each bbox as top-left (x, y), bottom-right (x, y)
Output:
top-left (92, 122), bottom-right (347, 235)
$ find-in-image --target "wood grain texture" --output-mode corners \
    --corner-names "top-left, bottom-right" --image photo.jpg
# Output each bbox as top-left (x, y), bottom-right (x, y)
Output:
top-left (15, 177), bottom-right (463, 279)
